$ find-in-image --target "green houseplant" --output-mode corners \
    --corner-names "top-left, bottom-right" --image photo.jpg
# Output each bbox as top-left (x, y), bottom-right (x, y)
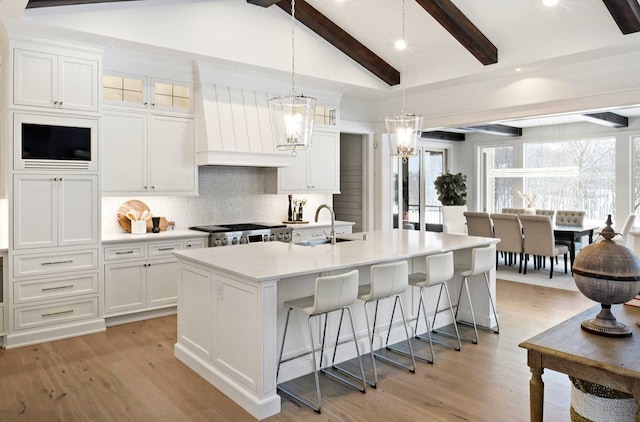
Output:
top-left (434, 172), bottom-right (467, 206)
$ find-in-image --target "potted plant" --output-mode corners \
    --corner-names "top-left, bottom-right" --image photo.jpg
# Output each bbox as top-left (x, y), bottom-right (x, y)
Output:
top-left (434, 172), bottom-right (468, 234)
top-left (434, 172), bottom-right (467, 206)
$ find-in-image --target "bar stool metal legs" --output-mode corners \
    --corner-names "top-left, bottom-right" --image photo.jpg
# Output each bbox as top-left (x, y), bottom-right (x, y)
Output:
top-left (452, 244), bottom-right (500, 345)
top-left (410, 251), bottom-right (462, 362)
top-left (357, 261), bottom-right (416, 389)
top-left (276, 270), bottom-right (366, 414)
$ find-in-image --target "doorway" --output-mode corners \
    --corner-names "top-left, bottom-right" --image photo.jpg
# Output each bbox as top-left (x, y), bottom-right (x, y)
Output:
top-left (333, 132), bottom-right (372, 233)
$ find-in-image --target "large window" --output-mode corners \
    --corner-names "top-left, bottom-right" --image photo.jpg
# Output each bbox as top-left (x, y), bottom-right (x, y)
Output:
top-left (483, 137), bottom-right (615, 219)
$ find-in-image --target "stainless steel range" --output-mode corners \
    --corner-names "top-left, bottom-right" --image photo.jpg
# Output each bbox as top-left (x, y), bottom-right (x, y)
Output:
top-left (189, 223), bottom-right (292, 247)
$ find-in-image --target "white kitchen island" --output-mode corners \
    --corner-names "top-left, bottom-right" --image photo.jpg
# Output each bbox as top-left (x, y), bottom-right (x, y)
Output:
top-left (173, 230), bottom-right (498, 419)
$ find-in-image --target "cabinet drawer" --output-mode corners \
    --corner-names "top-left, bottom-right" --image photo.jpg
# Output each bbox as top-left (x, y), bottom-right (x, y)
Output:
top-left (13, 250), bottom-right (98, 278)
top-left (148, 241), bottom-right (183, 257)
top-left (306, 230), bottom-right (327, 240)
top-left (14, 297), bottom-right (99, 331)
top-left (104, 244), bottom-right (146, 261)
top-left (184, 238), bottom-right (206, 249)
top-left (335, 227), bottom-right (352, 235)
top-left (14, 274), bottom-right (98, 304)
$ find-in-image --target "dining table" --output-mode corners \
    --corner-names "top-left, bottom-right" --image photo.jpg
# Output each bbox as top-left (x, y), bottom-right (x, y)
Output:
top-left (553, 221), bottom-right (601, 268)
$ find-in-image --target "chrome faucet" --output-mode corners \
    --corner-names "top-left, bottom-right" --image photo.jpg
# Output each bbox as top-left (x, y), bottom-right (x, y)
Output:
top-left (315, 204), bottom-right (336, 244)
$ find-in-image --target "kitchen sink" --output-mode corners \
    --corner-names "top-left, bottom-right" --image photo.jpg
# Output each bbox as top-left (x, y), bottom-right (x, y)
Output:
top-left (294, 238), bottom-right (354, 246)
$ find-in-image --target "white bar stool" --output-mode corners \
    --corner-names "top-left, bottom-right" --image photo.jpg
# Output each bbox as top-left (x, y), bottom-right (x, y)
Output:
top-left (451, 244), bottom-right (500, 344)
top-left (408, 251), bottom-right (462, 364)
top-left (357, 260), bottom-right (416, 388)
top-left (276, 269), bottom-right (366, 414)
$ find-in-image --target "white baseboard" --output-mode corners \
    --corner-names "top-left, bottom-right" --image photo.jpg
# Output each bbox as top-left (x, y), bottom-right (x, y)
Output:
top-left (5, 318), bottom-right (106, 349)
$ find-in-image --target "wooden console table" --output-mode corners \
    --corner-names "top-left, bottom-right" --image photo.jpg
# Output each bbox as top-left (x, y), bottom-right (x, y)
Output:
top-left (519, 304), bottom-right (640, 421)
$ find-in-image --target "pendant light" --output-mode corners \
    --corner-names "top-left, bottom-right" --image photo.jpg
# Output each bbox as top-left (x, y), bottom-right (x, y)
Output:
top-left (385, 0), bottom-right (422, 163)
top-left (269, 0), bottom-right (317, 154)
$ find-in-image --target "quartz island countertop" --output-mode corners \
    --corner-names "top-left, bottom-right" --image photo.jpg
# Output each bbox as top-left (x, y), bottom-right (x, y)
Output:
top-left (173, 229), bottom-right (498, 282)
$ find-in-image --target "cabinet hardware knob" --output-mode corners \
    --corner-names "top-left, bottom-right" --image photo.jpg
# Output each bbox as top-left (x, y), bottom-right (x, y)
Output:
top-left (152, 103), bottom-right (156, 107)
top-left (151, 186), bottom-right (155, 189)
top-left (53, 101), bottom-right (58, 105)
top-left (59, 101), bottom-right (63, 106)
top-left (144, 102), bottom-right (148, 106)
top-left (144, 186), bottom-right (148, 189)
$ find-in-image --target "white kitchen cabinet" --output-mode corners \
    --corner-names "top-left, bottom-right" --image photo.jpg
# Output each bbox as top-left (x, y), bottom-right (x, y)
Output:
top-left (14, 48), bottom-right (99, 112)
top-left (276, 129), bottom-right (340, 194)
top-left (13, 174), bottom-right (98, 250)
top-left (102, 110), bottom-right (196, 195)
top-left (103, 238), bottom-right (205, 317)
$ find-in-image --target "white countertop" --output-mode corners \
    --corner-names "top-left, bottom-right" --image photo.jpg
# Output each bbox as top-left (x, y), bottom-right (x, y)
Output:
top-left (102, 229), bottom-right (209, 244)
top-left (174, 229), bottom-right (497, 282)
top-left (285, 220), bottom-right (355, 229)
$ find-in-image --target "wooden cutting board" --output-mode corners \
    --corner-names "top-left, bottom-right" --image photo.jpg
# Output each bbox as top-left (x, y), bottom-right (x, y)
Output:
top-left (117, 200), bottom-right (175, 233)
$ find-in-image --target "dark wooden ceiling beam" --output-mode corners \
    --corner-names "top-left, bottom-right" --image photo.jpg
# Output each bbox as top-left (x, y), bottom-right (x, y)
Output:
top-left (581, 112), bottom-right (629, 128)
top-left (27, 0), bottom-right (140, 8)
top-left (459, 124), bottom-right (522, 137)
top-left (271, 0), bottom-right (400, 86)
top-left (602, 0), bottom-right (640, 34)
top-left (421, 131), bottom-right (465, 141)
top-left (414, 0), bottom-right (497, 65)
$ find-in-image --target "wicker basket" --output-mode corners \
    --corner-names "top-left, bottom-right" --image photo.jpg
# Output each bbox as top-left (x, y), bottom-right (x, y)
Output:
top-left (569, 377), bottom-right (637, 422)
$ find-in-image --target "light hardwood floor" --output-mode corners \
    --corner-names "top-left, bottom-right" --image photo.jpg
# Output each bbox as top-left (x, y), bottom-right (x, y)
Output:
top-left (0, 280), bottom-right (594, 422)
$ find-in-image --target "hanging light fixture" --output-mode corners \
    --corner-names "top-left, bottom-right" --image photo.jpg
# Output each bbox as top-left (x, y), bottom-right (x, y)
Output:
top-left (269, 0), bottom-right (317, 154)
top-left (385, 0), bottom-right (422, 163)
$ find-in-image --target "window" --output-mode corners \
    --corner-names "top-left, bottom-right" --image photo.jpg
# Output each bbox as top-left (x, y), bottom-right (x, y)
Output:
top-left (483, 137), bottom-right (615, 219)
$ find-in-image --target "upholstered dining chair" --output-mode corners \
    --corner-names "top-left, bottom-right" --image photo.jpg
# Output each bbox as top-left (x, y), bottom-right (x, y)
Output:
top-left (463, 212), bottom-right (493, 238)
top-left (555, 210), bottom-right (585, 226)
top-left (555, 210), bottom-right (586, 251)
top-left (501, 208), bottom-right (527, 215)
top-left (490, 213), bottom-right (524, 273)
top-left (519, 215), bottom-right (569, 279)
top-left (535, 209), bottom-right (556, 220)
top-left (614, 213), bottom-right (636, 248)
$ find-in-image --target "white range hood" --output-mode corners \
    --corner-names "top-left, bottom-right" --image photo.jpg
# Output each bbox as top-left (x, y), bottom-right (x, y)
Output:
top-left (195, 82), bottom-right (291, 168)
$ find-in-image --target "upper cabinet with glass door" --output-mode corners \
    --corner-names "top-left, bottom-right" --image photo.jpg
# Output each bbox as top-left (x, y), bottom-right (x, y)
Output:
top-left (103, 72), bottom-right (193, 114)
top-left (313, 105), bottom-right (338, 129)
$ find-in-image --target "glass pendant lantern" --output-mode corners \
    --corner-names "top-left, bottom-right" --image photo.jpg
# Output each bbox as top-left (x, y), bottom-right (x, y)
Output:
top-left (386, 0), bottom-right (422, 163)
top-left (269, 0), bottom-right (317, 153)
top-left (386, 113), bottom-right (422, 161)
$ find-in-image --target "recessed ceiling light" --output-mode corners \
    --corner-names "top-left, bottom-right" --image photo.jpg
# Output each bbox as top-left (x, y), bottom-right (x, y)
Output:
top-left (395, 39), bottom-right (407, 50)
top-left (515, 67), bottom-right (522, 72)
top-left (543, 0), bottom-right (559, 7)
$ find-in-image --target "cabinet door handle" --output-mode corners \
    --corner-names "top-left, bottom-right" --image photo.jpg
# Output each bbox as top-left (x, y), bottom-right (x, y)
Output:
top-left (42, 309), bottom-right (74, 317)
top-left (59, 101), bottom-right (63, 106)
top-left (41, 260), bottom-right (73, 266)
top-left (42, 284), bottom-right (74, 292)
top-left (151, 186), bottom-right (155, 190)
top-left (144, 186), bottom-right (148, 189)
top-left (152, 103), bottom-right (156, 107)
top-left (116, 250), bottom-right (134, 255)
top-left (53, 101), bottom-right (58, 105)
top-left (144, 102), bottom-right (148, 106)
top-left (158, 247), bottom-right (174, 251)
